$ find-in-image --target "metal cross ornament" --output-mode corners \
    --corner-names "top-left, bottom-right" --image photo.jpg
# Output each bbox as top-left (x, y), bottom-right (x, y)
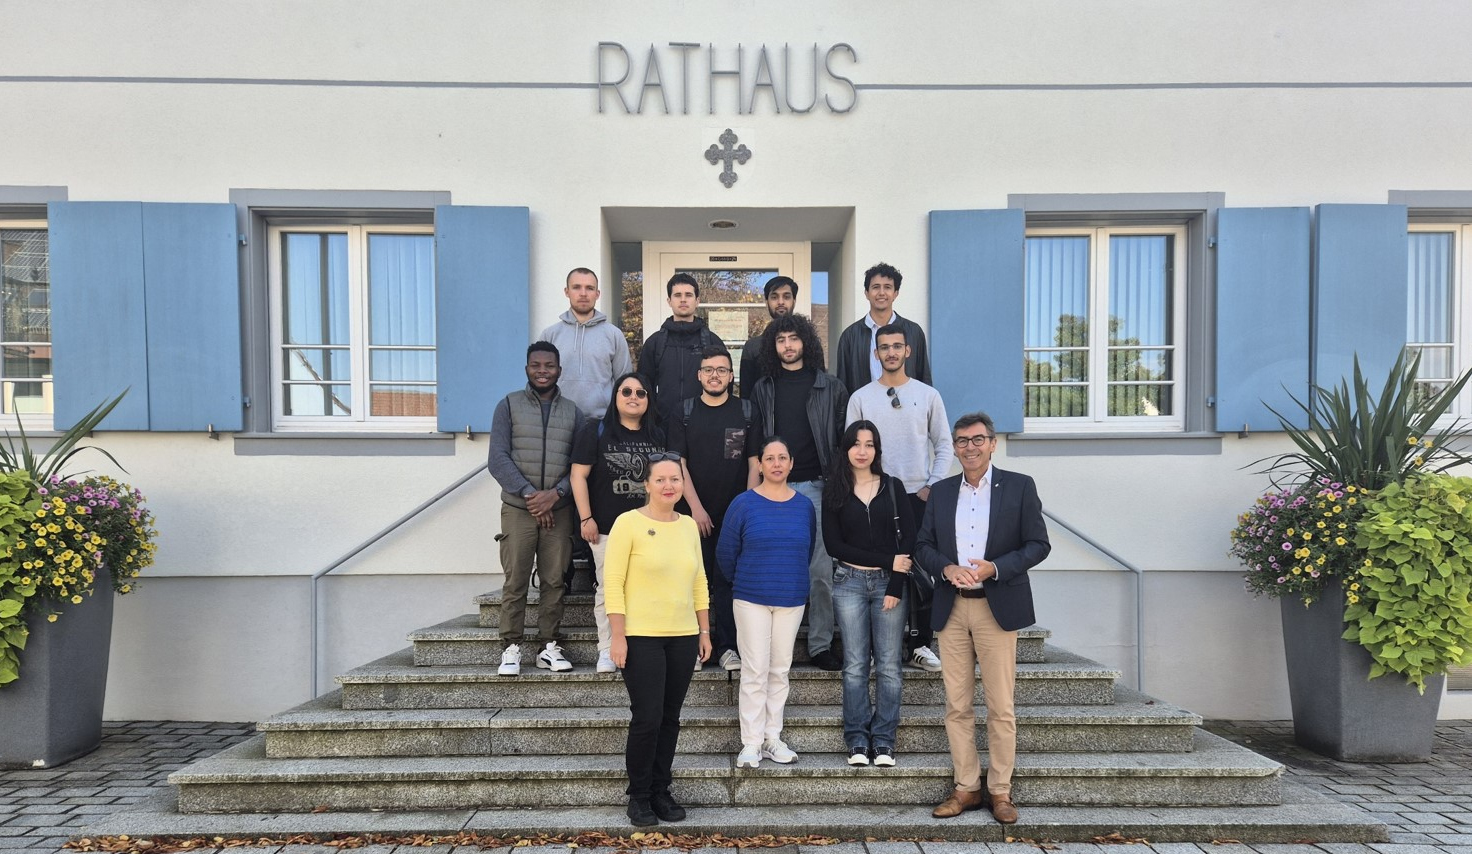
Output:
top-left (704, 128), bottom-right (751, 188)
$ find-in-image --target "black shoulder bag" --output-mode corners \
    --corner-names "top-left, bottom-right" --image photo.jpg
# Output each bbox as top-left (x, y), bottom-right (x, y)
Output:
top-left (891, 480), bottom-right (934, 639)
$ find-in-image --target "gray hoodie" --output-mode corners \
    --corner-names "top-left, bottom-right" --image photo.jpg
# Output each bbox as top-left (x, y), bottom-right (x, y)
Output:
top-left (539, 309), bottom-right (634, 420)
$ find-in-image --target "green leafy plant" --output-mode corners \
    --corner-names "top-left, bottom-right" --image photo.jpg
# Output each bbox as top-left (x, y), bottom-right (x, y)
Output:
top-left (1261, 351), bottom-right (1472, 490)
top-left (1349, 473), bottom-right (1472, 692)
top-left (0, 471), bottom-right (43, 685)
top-left (0, 391), bottom-right (127, 484)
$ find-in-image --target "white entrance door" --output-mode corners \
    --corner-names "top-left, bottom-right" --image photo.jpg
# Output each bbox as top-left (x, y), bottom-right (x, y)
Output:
top-left (641, 241), bottom-right (811, 373)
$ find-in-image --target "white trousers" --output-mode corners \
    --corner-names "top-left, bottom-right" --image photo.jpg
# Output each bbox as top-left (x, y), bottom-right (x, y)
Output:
top-left (732, 598), bottom-right (805, 746)
top-left (590, 537), bottom-right (610, 652)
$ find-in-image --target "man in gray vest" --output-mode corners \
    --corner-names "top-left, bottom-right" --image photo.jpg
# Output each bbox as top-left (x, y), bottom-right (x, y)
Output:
top-left (487, 341), bottom-right (584, 676)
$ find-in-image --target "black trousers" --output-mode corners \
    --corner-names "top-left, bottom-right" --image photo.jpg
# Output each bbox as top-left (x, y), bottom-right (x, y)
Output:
top-left (906, 491), bottom-right (935, 652)
top-left (701, 527), bottom-right (738, 657)
top-left (622, 634), bottom-right (699, 798)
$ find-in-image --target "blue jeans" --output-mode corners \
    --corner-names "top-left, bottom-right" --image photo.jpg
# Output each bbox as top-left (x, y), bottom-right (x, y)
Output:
top-left (832, 564), bottom-right (906, 752)
top-left (792, 478), bottom-right (835, 654)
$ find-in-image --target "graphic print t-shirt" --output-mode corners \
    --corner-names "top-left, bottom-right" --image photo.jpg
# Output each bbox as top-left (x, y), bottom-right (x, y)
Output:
top-left (668, 396), bottom-right (762, 529)
top-left (572, 420), bottom-right (666, 534)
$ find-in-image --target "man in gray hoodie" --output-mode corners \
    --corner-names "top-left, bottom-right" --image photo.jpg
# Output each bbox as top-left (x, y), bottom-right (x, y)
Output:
top-left (540, 268), bottom-right (634, 421)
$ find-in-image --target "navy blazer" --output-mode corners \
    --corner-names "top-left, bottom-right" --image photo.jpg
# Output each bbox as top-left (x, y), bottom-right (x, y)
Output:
top-left (914, 466), bottom-right (1051, 633)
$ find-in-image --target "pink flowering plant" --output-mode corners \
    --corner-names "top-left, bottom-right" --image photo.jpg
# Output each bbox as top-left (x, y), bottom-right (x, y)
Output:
top-left (1230, 478), bottom-right (1368, 605)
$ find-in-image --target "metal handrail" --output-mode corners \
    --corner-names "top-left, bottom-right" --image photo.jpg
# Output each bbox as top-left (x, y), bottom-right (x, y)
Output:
top-left (309, 465), bottom-right (488, 695)
top-left (1041, 508), bottom-right (1146, 692)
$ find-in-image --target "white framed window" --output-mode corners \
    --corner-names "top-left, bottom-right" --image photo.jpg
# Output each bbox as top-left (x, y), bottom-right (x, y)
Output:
top-left (1023, 225), bottom-right (1187, 431)
top-left (1407, 223), bottom-right (1467, 409)
top-left (0, 221), bottom-right (52, 427)
top-left (267, 224), bottom-right (437, 431)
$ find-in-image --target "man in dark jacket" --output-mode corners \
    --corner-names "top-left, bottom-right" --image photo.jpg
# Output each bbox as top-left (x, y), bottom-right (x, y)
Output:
top-left (835, 262), bottom-right (931, 394)
top-left (739, 275), bottom-right (798, 398)
top-left (749, 313), bottom-right (849, 670)
top-left (638, 272), bottom-right (721, 425)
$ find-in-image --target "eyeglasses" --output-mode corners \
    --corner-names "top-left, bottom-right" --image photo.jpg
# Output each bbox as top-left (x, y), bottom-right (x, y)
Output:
top-left (619, 387), bottom-right (649, 399)
top-left (648, 452), bottom-right (682, 463)
top-left (886, 387), bottom-right (902, 409)
top-left (698, 366), bottom-right (732, 376)
top-left (876, 343), bottom-right (907, 353)
top-left (953, 434), bottom-right (995, 448)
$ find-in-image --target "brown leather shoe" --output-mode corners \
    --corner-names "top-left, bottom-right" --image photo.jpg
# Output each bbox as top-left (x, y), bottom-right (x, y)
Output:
top-left (984, 790), bottom-right (1018, 824)
top-left (931, 787), bottom-right (984, 818)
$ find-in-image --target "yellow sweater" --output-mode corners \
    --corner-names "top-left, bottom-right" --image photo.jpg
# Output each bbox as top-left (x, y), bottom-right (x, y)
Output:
top-left (603, 510), bottom-right (710, 637)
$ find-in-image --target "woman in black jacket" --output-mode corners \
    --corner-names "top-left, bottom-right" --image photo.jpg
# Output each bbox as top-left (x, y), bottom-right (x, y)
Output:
top-left (822, 420), bottom-right (917, 767)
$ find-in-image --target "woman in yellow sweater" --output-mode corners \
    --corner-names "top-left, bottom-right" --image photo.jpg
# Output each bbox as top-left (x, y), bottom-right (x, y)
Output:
top-left (605, 452), bottom-right (713, 828)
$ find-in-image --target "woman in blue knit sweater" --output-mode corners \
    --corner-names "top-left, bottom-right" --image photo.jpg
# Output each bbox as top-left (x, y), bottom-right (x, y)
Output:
top-left (716, 436), bottom-right (816, 768)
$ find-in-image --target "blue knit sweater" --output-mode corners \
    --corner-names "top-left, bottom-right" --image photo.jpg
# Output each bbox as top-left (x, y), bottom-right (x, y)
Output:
top-left (716, 488), bottom-right (816, 608)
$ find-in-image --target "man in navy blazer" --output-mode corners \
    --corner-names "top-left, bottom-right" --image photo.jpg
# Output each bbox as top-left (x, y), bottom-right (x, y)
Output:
top-left (915, 411), bottom-right (1050, 823)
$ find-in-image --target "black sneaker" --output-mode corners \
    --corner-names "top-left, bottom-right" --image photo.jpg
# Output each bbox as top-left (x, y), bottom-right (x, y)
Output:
top-left (650, 790), bottom-right (687, 822)
top-left (627, 797), bottom-right (658, 827)
top-left (809, 649), bottom-right (842, 671)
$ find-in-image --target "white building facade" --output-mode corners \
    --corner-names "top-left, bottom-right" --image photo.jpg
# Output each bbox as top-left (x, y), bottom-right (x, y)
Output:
top-left (2, 1), bottom-right (1471, 721)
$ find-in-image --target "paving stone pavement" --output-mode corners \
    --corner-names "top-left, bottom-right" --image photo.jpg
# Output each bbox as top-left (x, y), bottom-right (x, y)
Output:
top-left (1, 720), bottom-right (1469, 854)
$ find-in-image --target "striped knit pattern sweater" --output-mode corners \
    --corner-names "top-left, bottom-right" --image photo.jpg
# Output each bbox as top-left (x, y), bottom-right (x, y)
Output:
top-left (715, 488), bottom-right (816, 608)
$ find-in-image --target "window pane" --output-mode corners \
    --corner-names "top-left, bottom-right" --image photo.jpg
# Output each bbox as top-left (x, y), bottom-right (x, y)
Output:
top-left (1, 229), bottom-right (50, 345)
top-left (1108, 347), bottom-right (1172, 382)
top-left (1026, 385), bottom-right (1088, 418)
top-left (370, 384), bottom-right (437, 417)
top-left (1108, 383), bottom-right (1172, 417)
top-left (1109, 235), bottom-right (1172, 347)
top-left (370, 349), bottom-right (436, 382)
top-left (3, 380), bottom-right (50, 414)
top-left (285, 384), bottom-right (352, 417)
top-left (282, 233), bottom-right (349, 346)
top-left (1407, 232), bottom-right (1454, 345)
top-left (1025, 236), bottom-right (1090, 348)
top-left (368, 234), bottom-right (436, 346)
top-left (283, 347), bottom-right (351, 382)
top-left (3, 343), bottom-right (50, 379)
top-left (1025, 349), bottom-right (1088, 383)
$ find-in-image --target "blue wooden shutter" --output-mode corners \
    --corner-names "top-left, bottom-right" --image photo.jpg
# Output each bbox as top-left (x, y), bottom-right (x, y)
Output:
top-left (1215, 207), bottom-right (1311, 432)
top-left (141, 203), bottom-right (243, 431)
top-left (1313, 204), bottom-right (1409, 391)
top-left (928, 209), bottom-right (1026, 432)
top-left (48, 201), bottom-right (151, 430)
top-left (434, 205), bottom-right (530, 433)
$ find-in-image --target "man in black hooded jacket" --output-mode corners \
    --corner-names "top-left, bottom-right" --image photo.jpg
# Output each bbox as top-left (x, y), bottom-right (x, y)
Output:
top-left (638, 272), bottom-right (722, 425)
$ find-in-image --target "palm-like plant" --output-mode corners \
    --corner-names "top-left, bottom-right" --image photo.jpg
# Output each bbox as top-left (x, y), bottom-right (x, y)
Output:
top-left (0, 392), bottom-right (127, 485)
top-left (1261, 351), bottom-right (1472, 490)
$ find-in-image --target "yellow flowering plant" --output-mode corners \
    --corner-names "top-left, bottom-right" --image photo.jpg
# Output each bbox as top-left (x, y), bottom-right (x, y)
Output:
top-left (1230, 478), bottom-right (1368, 604)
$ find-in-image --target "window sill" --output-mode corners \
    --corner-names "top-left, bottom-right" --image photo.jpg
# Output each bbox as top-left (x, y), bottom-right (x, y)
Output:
top-left (1004, 431), bottom-right (1222, 457)
top-left (233, 432), bottom-right (457, 457)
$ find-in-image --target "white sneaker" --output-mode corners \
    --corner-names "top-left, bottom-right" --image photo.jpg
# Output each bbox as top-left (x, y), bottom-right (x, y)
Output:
top-left (760, 738), bottom-right (798, 764)
top-left (498, 644), bottom-right (521, 676)
top-left (736, 745), bottom-right (761, 768)
top-left (596, 649), bottom-right (617, 673)
top-left (873, 750), bottom-right (896, 767)
top-left (847, 749), bottom-right (870, 766)
top-left (535, 641), bottom-right (573, 672)
top-left (719, 649), bottom-right (741, 671)
top-left (909, 645), bottom-right (942, 672)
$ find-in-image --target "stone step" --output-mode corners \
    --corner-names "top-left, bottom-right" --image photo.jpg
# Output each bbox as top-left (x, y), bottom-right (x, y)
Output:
top-left (172, 728), bottom-right (1278, 814)
top-left (261, 688), bottom-right (1198, 758)
top-left (337, 646), bottom-right (1118, 710)
top-left (93, 781), bottom-right (1390, 844)
top-left (477, 589), bottom-right (596, 629)
top-left (412, 613), bottom-right (1049, 667)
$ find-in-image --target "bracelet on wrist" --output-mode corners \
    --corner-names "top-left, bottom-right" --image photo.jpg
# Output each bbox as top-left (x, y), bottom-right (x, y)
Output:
top-left (581, 517), bottom-right (593, 523)
top-left (699, 630), bottom-right (710, 634)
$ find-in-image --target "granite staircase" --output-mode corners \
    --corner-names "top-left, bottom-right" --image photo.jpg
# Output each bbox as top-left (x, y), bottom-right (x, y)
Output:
top-left (154, 588), bottom-right (1387, 842)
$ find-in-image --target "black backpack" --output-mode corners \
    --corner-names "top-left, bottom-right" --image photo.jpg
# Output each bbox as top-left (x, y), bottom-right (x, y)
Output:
top-left (682, 396), bottom-right (756, 436)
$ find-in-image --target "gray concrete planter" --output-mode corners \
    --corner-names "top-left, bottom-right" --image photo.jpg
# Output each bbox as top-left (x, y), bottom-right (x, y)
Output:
top-left (0, 584), bottom-right (115, 768)
top-left (1280, 583), bottom-right (1443, 762)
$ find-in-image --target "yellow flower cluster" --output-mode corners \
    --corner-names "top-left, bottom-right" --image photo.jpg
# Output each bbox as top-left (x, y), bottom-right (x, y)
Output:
top-left (13, 497), bottom-right (104, 607)
top-left (1280, 485), bottom-right (1360, 588)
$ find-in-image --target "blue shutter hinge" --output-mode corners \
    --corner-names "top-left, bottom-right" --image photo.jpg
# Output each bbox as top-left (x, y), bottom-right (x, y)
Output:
top-left (238, 234), bottom-right (248, 246)
top-left (243, 395), bottom-right (251, 409)
top-left (1207, 236), bottom-right (1218, 249)
top-left (206, 423), bottom-right (219, 440)
top-left (1207, 396), bottom-right (1216, 407)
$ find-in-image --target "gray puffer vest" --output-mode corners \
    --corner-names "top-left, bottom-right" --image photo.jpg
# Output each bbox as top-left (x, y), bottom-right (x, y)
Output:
top-left (504, 387), bottom-right (578, 510)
